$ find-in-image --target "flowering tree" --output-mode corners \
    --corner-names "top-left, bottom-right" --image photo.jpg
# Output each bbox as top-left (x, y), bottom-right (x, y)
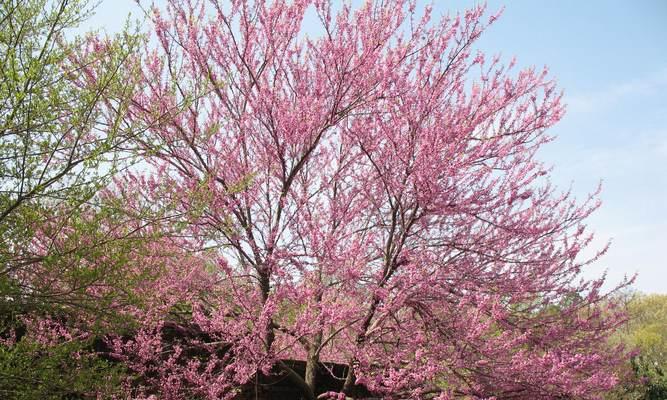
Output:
top-left (119, 0), bottom-right (631, 398)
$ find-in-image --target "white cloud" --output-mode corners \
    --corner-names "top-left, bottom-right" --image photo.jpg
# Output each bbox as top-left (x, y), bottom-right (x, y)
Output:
top-left (566, 68), bottom-right (667, 113)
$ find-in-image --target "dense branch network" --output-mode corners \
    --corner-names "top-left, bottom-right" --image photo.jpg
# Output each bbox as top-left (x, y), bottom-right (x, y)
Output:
top-left (4, 1), bottom-right (631, 399)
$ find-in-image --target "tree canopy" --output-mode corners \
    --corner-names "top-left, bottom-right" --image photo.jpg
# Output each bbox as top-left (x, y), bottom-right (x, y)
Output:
top-left (0, 1), bottom-right (637, 399)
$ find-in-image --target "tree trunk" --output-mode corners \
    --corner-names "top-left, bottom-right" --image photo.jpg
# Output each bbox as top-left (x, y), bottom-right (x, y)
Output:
top-left (342, 362), bottom-right (356, 395)
top-left (305, 331), bottom-right (323, 392)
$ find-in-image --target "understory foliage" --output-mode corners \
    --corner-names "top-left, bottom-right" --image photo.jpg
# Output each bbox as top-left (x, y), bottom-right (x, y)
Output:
top-left (1, 0), bottom-right (636, 399)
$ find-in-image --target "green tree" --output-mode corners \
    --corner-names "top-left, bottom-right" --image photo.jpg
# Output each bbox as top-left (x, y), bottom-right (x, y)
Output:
top-left (0, 0), bottom-right (140, 276)
top-left (609, 293), bottom-right (667, 400)
top-left (0, 0), bottom-right (142, 397)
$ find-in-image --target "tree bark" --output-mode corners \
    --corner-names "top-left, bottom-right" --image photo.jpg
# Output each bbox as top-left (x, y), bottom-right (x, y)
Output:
top-left (305, 331), bottom-right (323, 392)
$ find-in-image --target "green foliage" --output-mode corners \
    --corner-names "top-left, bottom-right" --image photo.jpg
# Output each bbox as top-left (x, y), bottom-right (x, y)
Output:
top-left (608, 293), bottom-right (667, 400)
top-left (0, 0), bottom-right (142, 265)
top-left (0, 0), bottom-right (145, 312)
top-left (627, 294), bottom-right (667, 399)
top-left (0, 336), bottom-right (127, 399)
top-left (0, 1), bottom-right (145, 397)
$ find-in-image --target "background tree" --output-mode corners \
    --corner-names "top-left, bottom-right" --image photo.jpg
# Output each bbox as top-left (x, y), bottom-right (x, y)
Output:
top-left (607, 293), bottom-right (667, 400)
top-left (0, 0), bottom-right (140, 290)
top-left (113, 0), bottom-right (632, 399)
top-left (0, 0), bottom-right (147, 397)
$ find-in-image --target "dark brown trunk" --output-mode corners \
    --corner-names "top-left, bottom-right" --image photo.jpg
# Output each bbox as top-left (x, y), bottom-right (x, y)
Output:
top-left (304, 331), bottom-right (323, 392)
top-left (259, 270), bottom-right (275, 351)
top-left (341, 362), bottom-right (356, 394)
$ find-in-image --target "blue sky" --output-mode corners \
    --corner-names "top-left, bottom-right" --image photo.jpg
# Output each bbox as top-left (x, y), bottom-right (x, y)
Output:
top-left (86, 1), bottom-right (667, 294)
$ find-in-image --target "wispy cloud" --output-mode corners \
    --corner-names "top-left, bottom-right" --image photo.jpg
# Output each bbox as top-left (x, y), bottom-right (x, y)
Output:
top-left (657, 134), bottom-right (667, 157)
top-left (548, 127), bottom-right (667, 183)
top-left (566, 68), bottom-right (667, 113)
